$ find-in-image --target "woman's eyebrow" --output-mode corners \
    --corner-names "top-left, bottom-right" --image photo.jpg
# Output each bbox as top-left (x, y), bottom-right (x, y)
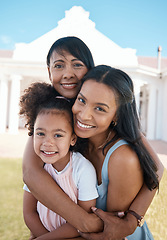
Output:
top-left (79, 92), bottom-right (86, 99)
top-left (79, 92), bottom-right (109, 108)
top-left (71, 58), bottom-right (82, 62)
top-left (53, 59), bottom-right (64, 63)
top-left (96, 102), bottom-right (109, 108)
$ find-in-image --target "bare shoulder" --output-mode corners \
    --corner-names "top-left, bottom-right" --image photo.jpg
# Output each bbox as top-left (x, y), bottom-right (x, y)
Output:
top-left (107, 143), bottom-right (143, 211)
top-left (108, 143), bottom-right (141, 170)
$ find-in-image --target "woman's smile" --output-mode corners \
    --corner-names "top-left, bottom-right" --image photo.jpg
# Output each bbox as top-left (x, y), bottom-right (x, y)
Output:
top-left (72, 80), bottom-right (117, 140)
top-left (76, 119), bottom-right (95, 129)
top-left (48, 50), bottom-right (88, 99)
top-left (61, 82), bottom-right (78, 89)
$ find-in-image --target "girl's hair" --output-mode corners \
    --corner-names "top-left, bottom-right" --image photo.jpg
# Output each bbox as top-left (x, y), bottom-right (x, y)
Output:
top-left (19, 82), bottom-right (74, 137)
top-left (47, 36), bottom-right (95, 70)
top-left (81, 65), bottom-right (159, 191)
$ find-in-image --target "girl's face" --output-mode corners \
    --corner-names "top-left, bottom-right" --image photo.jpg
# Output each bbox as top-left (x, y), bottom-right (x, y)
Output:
top-left (48, 50), bottom-right (88, 99)
top-left (34, 110), bottom-right (76, 171)
top-left (72, 80), bottom-right (118, 141)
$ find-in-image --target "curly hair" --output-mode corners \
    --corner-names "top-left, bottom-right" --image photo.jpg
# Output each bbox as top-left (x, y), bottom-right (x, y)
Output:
top-left (19, 82), bottom-right (73, 136)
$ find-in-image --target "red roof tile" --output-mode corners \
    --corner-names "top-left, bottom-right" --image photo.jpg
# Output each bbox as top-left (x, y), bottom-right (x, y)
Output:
top-left (0, 49), bottom-right (13, 58)
top-left (138, 56), bottom-right (167, 69)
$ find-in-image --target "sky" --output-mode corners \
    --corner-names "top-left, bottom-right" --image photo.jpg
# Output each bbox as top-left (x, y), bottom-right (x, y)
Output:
top-left (0, 0), bottom-right (167, 57)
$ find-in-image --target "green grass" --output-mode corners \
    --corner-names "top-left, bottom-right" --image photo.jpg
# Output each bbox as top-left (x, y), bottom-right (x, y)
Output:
top-left (0, 157), bottom-right (167, 240)
top-left (0, 158), bottom-right (29, 240)
top-left (145, 168), bottom-right (167, 240)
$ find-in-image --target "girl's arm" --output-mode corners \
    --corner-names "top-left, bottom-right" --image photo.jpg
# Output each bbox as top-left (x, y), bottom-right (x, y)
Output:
top-left (23, 137), bottom-right (102, 233)
top-left (23, 136), bottom-right (164, 237)
top-left (23, 191), bottom-right (48, 237)
top-left (35, 199), bottom-right (97, 240)
top-left (35, 224), bottom-right (79, 240)
top-left (23, 191), bottom-right (81, 240)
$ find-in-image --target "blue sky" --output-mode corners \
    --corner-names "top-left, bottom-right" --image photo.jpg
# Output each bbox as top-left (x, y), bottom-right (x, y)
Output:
top-left (0, 0), bottom-right (167, 56)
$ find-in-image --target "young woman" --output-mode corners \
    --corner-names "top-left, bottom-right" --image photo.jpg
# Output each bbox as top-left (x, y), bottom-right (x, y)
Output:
top-left (20, 82), bottom-right (98, 240)
top-left (22, 37), bottom-right (164, 239)
top-left (72, 65), bottom-right (158, 239)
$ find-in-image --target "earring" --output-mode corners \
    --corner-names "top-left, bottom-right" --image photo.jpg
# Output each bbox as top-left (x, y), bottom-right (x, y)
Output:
top-left (111, 120), bottom-right (117, 127)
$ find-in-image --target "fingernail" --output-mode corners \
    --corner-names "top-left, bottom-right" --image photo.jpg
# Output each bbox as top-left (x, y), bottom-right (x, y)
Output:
top-left (91, 206), bottom-right (97, 212)
top-left (118, 211), bottom-right (125, 217)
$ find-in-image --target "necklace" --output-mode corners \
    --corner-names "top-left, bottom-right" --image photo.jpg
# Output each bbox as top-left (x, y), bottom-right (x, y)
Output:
top-left (97, 131), bottom-right (112, 149)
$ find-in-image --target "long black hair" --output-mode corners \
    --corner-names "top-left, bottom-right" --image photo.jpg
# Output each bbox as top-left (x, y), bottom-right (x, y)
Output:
top-left (81, 65), bottom-right (159, 191)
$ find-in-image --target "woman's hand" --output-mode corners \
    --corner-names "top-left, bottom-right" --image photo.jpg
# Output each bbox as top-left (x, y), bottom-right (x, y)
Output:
top-left (79, 207), bottom-right (136, 240)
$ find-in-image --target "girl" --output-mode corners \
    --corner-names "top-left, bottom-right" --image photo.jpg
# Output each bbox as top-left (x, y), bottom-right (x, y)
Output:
top-left (22, 37), bottom-right (164, 239)
top-left (20, 82), bottom-right (98, 239)
top-left (72, 65), bottom-right (158, 239)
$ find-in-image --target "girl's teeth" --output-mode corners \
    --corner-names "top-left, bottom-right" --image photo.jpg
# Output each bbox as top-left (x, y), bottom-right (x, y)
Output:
top-left (63, 84), bottom-right (76, 87)
top-left (77, 121), bottom-right (93, 129)
top-left (44, 151), bottom-right (55, 155)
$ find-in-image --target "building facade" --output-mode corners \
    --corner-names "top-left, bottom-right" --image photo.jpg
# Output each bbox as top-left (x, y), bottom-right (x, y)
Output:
top-left (0, 6), bottom-right (167, 141)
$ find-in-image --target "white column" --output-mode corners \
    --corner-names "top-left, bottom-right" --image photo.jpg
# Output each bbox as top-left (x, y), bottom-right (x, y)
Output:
top-left (162, 77), bottom-right (167, 141)
top-left (0, 75), bottom-right (8, 133)
top-left (8, 75), bottom-right (21, 134)
top-left (133, 82), bottom-right (141, 114)
top-left (146, 85), bottom-right (157, 140)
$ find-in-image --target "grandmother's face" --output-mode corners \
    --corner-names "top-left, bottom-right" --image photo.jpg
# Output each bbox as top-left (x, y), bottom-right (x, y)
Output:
top-left (48, 50), bottom-right (88, 99)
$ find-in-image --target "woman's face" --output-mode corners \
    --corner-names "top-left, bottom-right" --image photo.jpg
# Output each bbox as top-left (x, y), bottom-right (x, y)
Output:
top-left (48, 50), bottom-right (88, 99)
top-left (72, 80), bottom-right (118, 140)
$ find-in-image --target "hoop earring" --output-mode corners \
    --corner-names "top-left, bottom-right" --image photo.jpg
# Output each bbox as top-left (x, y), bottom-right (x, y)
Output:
top-left (111, 120), bottom-right (117, 127)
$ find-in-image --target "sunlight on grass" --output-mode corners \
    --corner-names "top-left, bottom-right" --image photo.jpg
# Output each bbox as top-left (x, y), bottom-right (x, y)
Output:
top-left (0, 158), bottom-right (166, 239)
top-left (145, 169), bottom-right (167, 240)
top-left (0, 158), bottom-right (29, 240)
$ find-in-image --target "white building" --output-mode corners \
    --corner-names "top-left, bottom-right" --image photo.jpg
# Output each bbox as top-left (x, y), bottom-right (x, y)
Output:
top-left (0, 6), bottom-right (167, 141)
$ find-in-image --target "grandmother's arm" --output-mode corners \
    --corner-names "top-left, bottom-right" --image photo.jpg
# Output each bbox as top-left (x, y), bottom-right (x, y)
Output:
top-left (128, 134), bottom-right (164, 215)
top-left (79, 136), bottom-right (164, 240)
top-left (22, 136), bottom-right (103, 233)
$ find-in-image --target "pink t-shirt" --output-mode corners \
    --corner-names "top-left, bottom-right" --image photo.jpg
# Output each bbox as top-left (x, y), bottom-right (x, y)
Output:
top-left (36, 152), bottom-right (98, 231)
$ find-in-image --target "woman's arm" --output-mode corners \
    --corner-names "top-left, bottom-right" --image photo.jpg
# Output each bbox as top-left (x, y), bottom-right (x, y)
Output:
top-left (23, 193), bottom-right (82, 240)
top-left (23, 137), bottom-right (103, 233)
top-left (23, 135), bottom-right (163, 238)
top-left (23, 191), bottom-right (48, 237)
top-left (107, 144), bottom-right (143, 212)
top-left (80, 137), bottom-right (164, 240)
top-left (35, 199), bottom-right (97, 240)
top-left (130, 134), bottom-right (164, 215)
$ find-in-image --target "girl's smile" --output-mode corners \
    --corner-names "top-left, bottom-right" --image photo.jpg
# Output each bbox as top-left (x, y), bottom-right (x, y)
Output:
top-left (34, 110), bottom-right (76, 171)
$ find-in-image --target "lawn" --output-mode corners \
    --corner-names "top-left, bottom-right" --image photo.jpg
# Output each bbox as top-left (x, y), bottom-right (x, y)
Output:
top-left (0, 157), bottom-right (167, 240)
top-left (0, 158), bottom-right (29, 240)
